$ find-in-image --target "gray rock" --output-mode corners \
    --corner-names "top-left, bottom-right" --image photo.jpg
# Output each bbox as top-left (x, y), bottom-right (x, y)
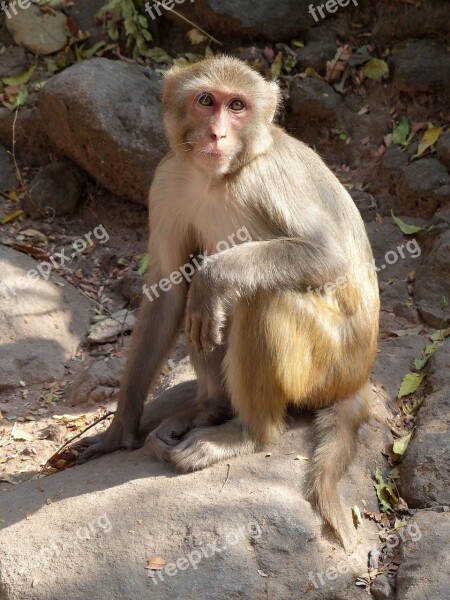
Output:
top-left (0, 145), bottom-right (15, 192)
top-left (39, 58), bottom-right (166, 205)
top-left (88, 309), bottom-right (136, 344)
top-left (436, 131), bottom-right (450, 171)
top-left (400, 341), bottom-right (450, 507)
top-left (397, 159), bottom-right (450, 219)
top-left (0, 360), bottom-right (391, 600)
top-left (0, 45), bottom-right (29, 78)
top-left (0, 246), bottom-right (90, 391)
top-left (0, 106), bottom-right (50, 162)
top-left (296, 27), bottom-right (337, 75)
top-left (396, 511), bottom-right (450, 600)
top-left (289, 77), bottom-right (343, 125)
top-left (5, 4), bottom-right (68, 55)
top-left (67, 0), bottom-right (109, 45)
top-left (380, 280), bottom-right (419, 326)
top-left (163, 0), bottom-right (317, 41)
top-left (371, 574), bottom-right (395, 600)
top-left (393, 40), bottom-right (450, 98)
top-left (67, 356), bottom-right (126, 406)
top-left (414, 230), bottom-right (450, 328)
top-left (350, 190), bottom-right (377, 222)
top-left (372, 335), bottom-right (428, 401)
top-left (23, 161), bottom-right (83, 218)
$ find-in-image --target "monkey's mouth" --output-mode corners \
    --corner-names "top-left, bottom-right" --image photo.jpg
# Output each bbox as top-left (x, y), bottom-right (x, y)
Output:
top-left (196, 148), bottom-right (232, 159)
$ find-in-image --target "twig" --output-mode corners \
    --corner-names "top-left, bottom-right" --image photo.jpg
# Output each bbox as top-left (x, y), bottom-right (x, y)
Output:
top-left (152, 0), bottom-right (222, 46)
top-left (220, 463), bottom-right (230, 492)
top-left (43, 410), bottom-right (115, 466)
top-left (10, 109), bottom-right (33, 206)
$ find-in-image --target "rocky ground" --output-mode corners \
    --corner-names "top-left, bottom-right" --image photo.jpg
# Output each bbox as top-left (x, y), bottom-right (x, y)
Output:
top-left (0, 1), bottom-right (449, 599)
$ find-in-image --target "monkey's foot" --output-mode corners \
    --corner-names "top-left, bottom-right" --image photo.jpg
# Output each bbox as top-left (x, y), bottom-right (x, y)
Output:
top-left (75, 426), bottom-right (141, 464)
top-left (146, 418), bottom-right (191, 462)
top-left (168, 419), bottom-right (257, 472)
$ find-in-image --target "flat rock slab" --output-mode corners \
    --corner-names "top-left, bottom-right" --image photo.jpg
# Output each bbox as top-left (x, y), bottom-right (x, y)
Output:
top-left (0, 246), bottom-right (90, 391)
top-left (0, 364), bottom-right (390, 600)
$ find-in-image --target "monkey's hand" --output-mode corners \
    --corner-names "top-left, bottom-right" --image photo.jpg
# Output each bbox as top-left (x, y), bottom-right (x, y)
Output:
top-left (185, 271), bottom-right (225, 352)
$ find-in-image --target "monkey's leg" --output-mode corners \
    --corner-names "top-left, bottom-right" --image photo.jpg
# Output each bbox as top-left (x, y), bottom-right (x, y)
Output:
top-left (170, 295), bottom-right (289, 472)
top-left (147, 342), bottom-right (233, 462)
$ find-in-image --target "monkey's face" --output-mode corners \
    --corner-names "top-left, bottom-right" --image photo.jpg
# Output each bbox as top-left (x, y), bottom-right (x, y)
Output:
top-left (183, 89), bottom-right (250, 174)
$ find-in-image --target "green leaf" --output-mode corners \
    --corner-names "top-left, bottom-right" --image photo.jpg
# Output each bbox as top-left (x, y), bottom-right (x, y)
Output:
top-left (80, 41), bottom-right (107, 59)
top-left (393, 430), bottom-right (413, 455)
top-left (362, 58), bottom-right (389, 82)
top-left (137, 253), bottom-right (149, 275)
top-left (392, 116), bottom-right (409, 146)
top-left (417, 126), bottom-right (443, 156)
top-left (391, 211), bottom-right (424, 235)
top-left (398, 373), bottom-right (424, 398)
top-left (1, 66), bottom-right (35, 87)
top-left (414, 342), bottom-right (439, 371)
top-left (145, 47), bottom-right (172, 64)
top-left (270, 51), bottom-right (283, 81)
top-left (305, 67), bottom-right (324, 80)
top-left (187, 28), bottom-right (208, 45)
top-left (374, 467), bottom-right (397, 512)
top-left (10, 88), bottom-right (29, 110)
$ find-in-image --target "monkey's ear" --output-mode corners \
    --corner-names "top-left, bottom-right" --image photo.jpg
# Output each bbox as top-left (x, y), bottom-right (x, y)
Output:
top-left (162, 66), bottom-right (181, 110)
top-left (266, 81), bottom-right (281, 123)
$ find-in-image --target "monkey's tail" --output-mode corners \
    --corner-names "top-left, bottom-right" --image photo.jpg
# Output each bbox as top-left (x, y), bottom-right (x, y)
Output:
top-left (305, 385), bottom-right (369, 548)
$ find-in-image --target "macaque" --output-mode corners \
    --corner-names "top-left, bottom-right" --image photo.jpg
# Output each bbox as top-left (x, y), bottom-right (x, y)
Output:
top-left (77, 56), bottom-right (379, 546)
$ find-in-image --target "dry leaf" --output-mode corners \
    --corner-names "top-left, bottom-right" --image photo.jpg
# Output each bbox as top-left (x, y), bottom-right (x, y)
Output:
top-left (146, 555), bottom-right (166, 570)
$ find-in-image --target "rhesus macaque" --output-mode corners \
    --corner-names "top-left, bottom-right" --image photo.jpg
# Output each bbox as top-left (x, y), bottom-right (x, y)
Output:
top-left (77, 56), bottom-right (379, 546)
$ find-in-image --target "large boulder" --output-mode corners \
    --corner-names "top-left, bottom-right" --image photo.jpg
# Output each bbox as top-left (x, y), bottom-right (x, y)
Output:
top-left (39, 58), bottom-right (167, 205)
top-left (0, 246), bottom-right (90, 391)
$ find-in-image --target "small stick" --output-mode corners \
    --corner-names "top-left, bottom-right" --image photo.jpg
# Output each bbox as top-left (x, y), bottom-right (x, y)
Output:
top-left (220, 463), bottom-right (230, 492)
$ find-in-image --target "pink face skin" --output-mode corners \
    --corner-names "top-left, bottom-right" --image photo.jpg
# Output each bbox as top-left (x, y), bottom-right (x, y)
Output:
top-left (187, 89), bottom-right (252, 170)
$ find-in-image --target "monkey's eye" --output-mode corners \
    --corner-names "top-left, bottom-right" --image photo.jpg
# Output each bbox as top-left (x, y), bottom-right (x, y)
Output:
top-left (229, 99), bottom-right (245, 112)
top-left (198, 93), bottom-right (214, 107)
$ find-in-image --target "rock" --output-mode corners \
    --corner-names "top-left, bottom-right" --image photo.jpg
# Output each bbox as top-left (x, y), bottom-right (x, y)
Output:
top-left (162, 0), bottom-right (317, 41)
top-left (88, 309), bottom-right (136, 344)
top-left (396, 511), bottom-right (450, 600)
top-left (0, 106), bottom-right (50, 162)
top-left (0, 145), bottom-right (15, 192)
top-left (414, 230), bottom-right (450, 328)
top-left (370, 574), bottom-right (396, 600)
top-left (393, 40), bottom-right (450, 98)
top-left (380, 280), bottom-right (419, 326)
top-left (289, 77), bottom-right (343, 125)
top-left (400, 341), bottom-right (450, 507)
top-left (0, 361), bottom-right (390, 600)
top-left (67, 0), bottom-right (109, 45)
top-left (396, 159), bottom-right (450, 219)
top-left (5, 5), bottom-right (68, 55)
top-left (23, 161), bottom-right (84, 218)
top-left (39, 58), bottom-right (166, 205)
top-left (0, 45), bottom-right (29, 78)
top-left (372, 335), bottom-right (427, 401)
top-left (66, 356), bottom-right (126, 406)
top-left (436, 131), bottom-right (450, 171)
top-left (350, 190), bottom-right (377, 222)
top-left (0, 246), bottom-right (90, 391)
top-left (119, 272), bottom-right (145, 307)
top-left (296, 27), bottom-right (337, 75)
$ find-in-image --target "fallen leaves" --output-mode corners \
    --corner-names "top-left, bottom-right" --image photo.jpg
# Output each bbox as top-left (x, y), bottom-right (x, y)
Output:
top-left (391, 211), bottom-right (424, 235)
top-left (398, 373), bottom-right (424, 398)
top-left (416, 124), bottom-right (443, 157)
top-left (362, 58), bottom-right (389, 82)
top-left (146, 555), bottom-right (166, 570)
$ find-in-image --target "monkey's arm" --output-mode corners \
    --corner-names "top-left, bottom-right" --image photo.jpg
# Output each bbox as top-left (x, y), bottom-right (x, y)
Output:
top-left (77, 265), bottom-right (187, 462)
top-left (186, 237), bottom-right (348, 351)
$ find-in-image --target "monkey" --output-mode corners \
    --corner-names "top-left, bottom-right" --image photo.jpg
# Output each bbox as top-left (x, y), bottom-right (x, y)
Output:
top-left (76, 55), bottom-right (379, 547)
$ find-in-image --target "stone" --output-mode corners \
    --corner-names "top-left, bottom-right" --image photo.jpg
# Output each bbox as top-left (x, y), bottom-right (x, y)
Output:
top-left (88, 309), bottom-right (136, 344)
top-left (0, 45), bottom-right (29, 78)
top-left (39, 58), bottom-right (166, 205)
top-left (0, 145), bottom-right (15, 192)
top-left (296, 27), bottom-right (337, 75)
top-left (414, 231), bottom-right (450, 328)
top-left (0, 246), bottom-right (90, 391)
top-left (163, 0), bottom-right (317, 41)
top-left (400, 341), bottom-right (450, 507)
top-left (289, 77), bottom-right (343, 125)
top-left (396, 511), bottom-right (450, 600)
top-left (23, 161), bottom-right (83, 218)
top-left (393, 40), bottom-right (450, 98)
top-left (66, 356), bottom-right (126, 406)
top-left (5, 4), bottom-right (68, 55)
top-left (370, 574), bottom-right (395, 600)
top-left (436, 131), bottom-right (450, 171)
top-left (396, 159), bottom-right (450, 219)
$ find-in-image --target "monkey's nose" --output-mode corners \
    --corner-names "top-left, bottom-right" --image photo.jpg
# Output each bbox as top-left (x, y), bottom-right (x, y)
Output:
top-left (210, 130), bottom-right (226, 141)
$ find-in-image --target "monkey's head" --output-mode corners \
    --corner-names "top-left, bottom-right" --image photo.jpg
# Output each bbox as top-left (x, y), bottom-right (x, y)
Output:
top-left (162, 55), bottom-right (281, 175)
